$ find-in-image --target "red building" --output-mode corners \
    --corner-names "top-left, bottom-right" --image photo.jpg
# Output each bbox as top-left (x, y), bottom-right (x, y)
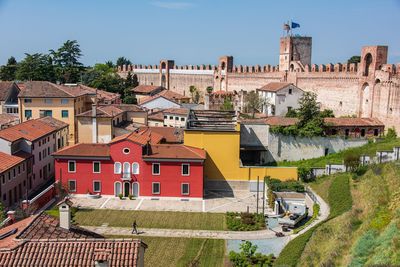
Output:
top-left (53, 130), bottom-right (206, 199)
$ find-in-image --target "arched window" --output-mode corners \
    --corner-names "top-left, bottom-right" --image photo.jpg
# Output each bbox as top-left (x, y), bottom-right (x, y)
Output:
top-left (123, 162), bottom-right (131, 175)
top-left (364, 53), bottom-right (373, 76)
top-left (132, 162), bottom-right (139, 175)
top-left (114, 182), bottom-right (121, 197)
top-left (114, 162), bottom-right (121, 174)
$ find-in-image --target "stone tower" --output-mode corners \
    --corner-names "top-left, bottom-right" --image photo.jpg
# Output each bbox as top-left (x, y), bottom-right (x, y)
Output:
top-left (279, 36), bottom-right (312, 72)
top-left (159, 59), bottom-right (175, 89)
top-left (359, 46), bottom-right (388, 77)
top-left (215, 56), bottom-right (233, 91)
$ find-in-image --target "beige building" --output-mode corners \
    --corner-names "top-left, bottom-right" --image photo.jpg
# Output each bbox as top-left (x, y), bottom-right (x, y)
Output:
top-left (76, 104), bottom-right (147, 143)
top-left (0, 81), bottom-right (20, 115)
top-left (18, 81), bottom-right (120, 144)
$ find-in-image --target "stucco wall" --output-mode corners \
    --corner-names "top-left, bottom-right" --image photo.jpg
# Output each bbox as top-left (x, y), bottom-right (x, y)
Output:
top-left (141, 97), bottom-right (180, 110)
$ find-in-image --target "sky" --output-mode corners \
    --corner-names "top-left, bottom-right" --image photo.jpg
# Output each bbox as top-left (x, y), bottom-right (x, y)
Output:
top-left (0, 0), bottom-right (399, 66)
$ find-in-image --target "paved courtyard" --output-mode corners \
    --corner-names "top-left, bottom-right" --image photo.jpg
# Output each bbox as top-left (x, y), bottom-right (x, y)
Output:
top-left (71, 189), bottom-right (271, 213)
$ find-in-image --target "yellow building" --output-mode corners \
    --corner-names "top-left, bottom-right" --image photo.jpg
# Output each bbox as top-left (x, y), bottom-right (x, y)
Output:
top-left (184, 110), bottom-right (297, 186)
top-left (76, 104), bottom-right (147, 143)
top-left (18, 81), bottom-right (120, 144)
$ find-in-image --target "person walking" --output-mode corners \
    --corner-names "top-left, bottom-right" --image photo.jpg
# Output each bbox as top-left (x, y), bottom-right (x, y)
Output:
top-left (132, 220), bottom-right (139, 235)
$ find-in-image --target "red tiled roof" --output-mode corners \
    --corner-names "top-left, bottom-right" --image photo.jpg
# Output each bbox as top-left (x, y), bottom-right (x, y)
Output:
top-left (140, 90), bottom-right (190, 104)
top-left (19, 81), bottom-right (93, 98)
top-left (0, 239), bottom-right (145, 266)
top-left (258, 82), bottom-right (293, 92)
top-left (143, 144), bottom-right (206, 160)
top-left (0, 151), bottom-right (31, 173)
top-left (112, 128), bottom-right (163, 145)
top-left (77, 104), bottom-right (144, 118)
top-left (0, 82), bottom-right (17, 101)
top-left (263, 116), bottom-right (298, 126)
top-left (324, 117), bottom-right (384, 127)
top-left (0, 117), bottom-right (68, 142)
top-left (148, 110), bottom-right (164, 122)
top-left (139, 126), bottom-right (183, 143)
top-left (163, 108), bottom-right (189, 116)
top-left (0, 215), bottom-right (35, 249)
top-left (53, 143), bottom-right (110, 158)
top-left (131, 85), bottom-right (165, 94)
top-left (211, 90), bottom-right (236, 96)
top-left (0, 114), bottom-right (19, 126)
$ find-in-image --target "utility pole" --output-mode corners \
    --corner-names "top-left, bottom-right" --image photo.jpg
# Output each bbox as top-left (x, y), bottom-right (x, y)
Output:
top-left (256, 176), bottom-right (259, 214)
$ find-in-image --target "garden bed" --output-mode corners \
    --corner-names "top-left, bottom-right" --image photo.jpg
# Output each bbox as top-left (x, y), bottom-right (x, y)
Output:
top-left (226, 212), bottom-right (265, 231)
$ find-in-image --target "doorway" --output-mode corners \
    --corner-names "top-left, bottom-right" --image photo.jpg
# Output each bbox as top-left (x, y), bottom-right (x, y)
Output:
top-left (123, 182), bottom-right (130, 197)
top-left (132, 182), bottom-right (139, 197)
top-left (114, 182), bottom-right (121, 197)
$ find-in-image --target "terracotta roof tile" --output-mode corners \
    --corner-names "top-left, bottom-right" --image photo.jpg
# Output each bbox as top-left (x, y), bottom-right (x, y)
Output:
top-left (163, 108), bottom-right (189, 116)
top-left (143, 144), bottom-right (206, 160)
top-left (53, 143), bottom-right (110, 158)
top-left (112, 128), bottom-right (164, 145)
top-left (324, 117), bottom-right (384, 127)
top-left (148, 110), bottom-right (164, 122)
top-left (211, 90), bottom-right (236, 96)
top-left (77, 104), bottom-right (144, 118)
top-left (258, 82), bottom-right (293, 92)
top-left (0, 151), bottom-right (31, 173)
top-left (0, 81), bottom-right (17, 101)
top-left (0, 117), bottom-right (68, 142)
top-left (131, 85), bottom-right (165, 94)
top-left (139, 126), bottom-right (183, 143)
top-left (19, 81), bottom-right (93, 98)
top-left (0, 114), bottom-right (19, 126)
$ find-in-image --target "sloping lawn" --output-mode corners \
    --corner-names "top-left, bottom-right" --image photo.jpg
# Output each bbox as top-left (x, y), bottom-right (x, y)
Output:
top-left (277, 138), bottom-right (400, 168)
top-left (106, 236), bottom-right (225, 267)
top-left (74, 209), bottom-right (227, 230)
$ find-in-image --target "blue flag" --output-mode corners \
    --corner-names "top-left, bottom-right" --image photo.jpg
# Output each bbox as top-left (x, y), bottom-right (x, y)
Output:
top-left (291, 22), bottom-right (300, 29)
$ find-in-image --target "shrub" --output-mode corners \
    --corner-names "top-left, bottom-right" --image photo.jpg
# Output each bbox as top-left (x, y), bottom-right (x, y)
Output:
top-left (118, 193), bottom-right (123, 200)
top-left (0, 202), bottom-right (6, 222)
top-left (386, 127), bottom-right (397, 139)
top-left (226, 212), bottom-right (265, 231)
top-left (267, 178), bottom-right (305, 192)
top-left (298, 166), bottom-right (314, 182)
top-left (128, 194), bottom-right (134, 200)
top-left (344, 151), bottom-right (361, 172)
top-left (229, 241), bottom-right (274, 267)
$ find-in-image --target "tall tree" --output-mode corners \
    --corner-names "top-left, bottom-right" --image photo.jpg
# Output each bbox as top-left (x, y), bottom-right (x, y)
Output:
top-left (125, 72), bottom-right (138, 89)
top-left (348, 56), bottom-right (361, 64)
top-left (0, 56), bottom-right (18, 81)
top-left (245, 91), bottom-right (265, 118)
top-left (296, 92), bottom-right (325, 137)
top-left (50, 40), bottom-right (84, 83)
top-left (16, 53), bottom-right (55, 82)
top-left (82, 63), bottom-right (125, 95)
top-left (116, 57), bottom-right (132, 67)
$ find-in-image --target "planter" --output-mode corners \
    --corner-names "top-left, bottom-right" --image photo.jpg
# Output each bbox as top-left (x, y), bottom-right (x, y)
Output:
top-left (86, 193), bottom-right (101, 199)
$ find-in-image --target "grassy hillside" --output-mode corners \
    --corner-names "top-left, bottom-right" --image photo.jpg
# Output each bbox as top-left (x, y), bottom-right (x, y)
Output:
top-left (298, 163), bottom-right (400, 266)
top-left (277, 138), bottom-right (400, 168)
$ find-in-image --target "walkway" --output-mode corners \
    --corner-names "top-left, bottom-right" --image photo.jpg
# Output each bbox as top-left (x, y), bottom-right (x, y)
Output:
top-left (83, 225), bottom-right (279, 240)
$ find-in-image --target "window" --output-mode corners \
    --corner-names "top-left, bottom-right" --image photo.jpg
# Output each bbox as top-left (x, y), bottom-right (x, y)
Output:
top-left (182, 164), bottom-right (190, 176)
top-left (93, 181), bottom-right (101, 192)
top-left (61, 99), bottom-right (69, 104)
top-left (361, 129), bottom-right (366, 137)
top-left (181, 118), bottom-right (185, 121)
top-left (40, 110), bottom-right (53, 117)
top-left (114, 162), bottom-right (122, 174)
top-left (132, 162), bottom-right (139, 174)
top-left (169, 116), bottom-right (173, 120)
top-left (181, 183), bottom-right (190, 195)
top-left (152, 163), bottom-right (160, 175)
top-left (68, 180), bottom-right (76, 192)
top-left (287, 106), bottom-right (292, 112)
top-left (24, 99), bottom-right (32, 103)
top-left (48, 147), bottom-right (50, 155)
top-left (24, 110), bottom-right (32, 118)
top-left (44, 99), bottom-right (52, 104)
top-left (345, 129), bottom-right (350, 137)
top-left (175, 117), bottom-right (179, 121)
top-left (93, 161), bottom-right (101, 173)
top-left (164, 115), bottom-right (167, 119)
top-left (152, 182), bottom-right (160, 194)
top-left (18, 166), bottom-right (21, 174)
top-left (288, 88), bottom-right (293, 95)
top-left (39, 152), bottom-right (42, 161)
top-left (374, 129), bottom-right (379, 136)
top-left (68, 161), bottom-right (76, 172)
top-left (123, 148), bottom-right (130, 154)
top-left (61, 110), bottom-right (69, 118)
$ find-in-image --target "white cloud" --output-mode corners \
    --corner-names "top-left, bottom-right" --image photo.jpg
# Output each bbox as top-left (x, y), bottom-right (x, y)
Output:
top-left (151, 1), bottom-right (194, 10)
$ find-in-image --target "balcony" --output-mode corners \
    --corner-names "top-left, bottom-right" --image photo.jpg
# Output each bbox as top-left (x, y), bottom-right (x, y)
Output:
top-left (121, 172), bottom-right (131, 181)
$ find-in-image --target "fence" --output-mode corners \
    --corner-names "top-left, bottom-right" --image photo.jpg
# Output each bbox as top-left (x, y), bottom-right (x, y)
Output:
top-left (21, 182), bottom-right (57, 214)
top-left (310, 146), bottom-right (400, 178)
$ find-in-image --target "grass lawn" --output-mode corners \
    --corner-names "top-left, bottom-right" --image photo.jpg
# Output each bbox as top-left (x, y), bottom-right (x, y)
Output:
top-left (106, 236), bottom-right (225, 267)
top-left (73, 209), bottom-right (227, 230)
top-left (277, 138), bottom-right (400, 168)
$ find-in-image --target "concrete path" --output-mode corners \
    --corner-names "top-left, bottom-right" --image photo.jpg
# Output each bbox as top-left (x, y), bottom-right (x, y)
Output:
top-left (83, 225), bottom-right (281, 240)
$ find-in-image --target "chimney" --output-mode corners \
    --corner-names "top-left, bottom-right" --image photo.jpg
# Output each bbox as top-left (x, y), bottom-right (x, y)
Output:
top-left (59, 203), bottom-right (71, 230)
top-left (7, 211), bottom-right (16, 223)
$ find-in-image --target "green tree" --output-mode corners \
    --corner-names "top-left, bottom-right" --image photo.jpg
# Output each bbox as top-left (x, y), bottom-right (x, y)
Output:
top-left (245, 91), bottom-right (265, 118)
top-left (82, 63), bottom-right (125, 95)
top-left (344, 151), bottom-right (361, 172)
top-left (320, 109), bottom-right (335, 118)
top-left (386, 127), bottom-right (397, 139)
top-left (125, 72), bottom-right (138, 89)
top-left (0, 202), bottom-right (5, 222)
top-left (285, 108), bottom-right (298, 118)
top-left (229, 241), bottom-right (274, 266)
top-left (0, 56), bottom-right (18, 81)
top-left (50, 40), bottom-right (84, 83)
top-left (123, 95), bottom-right (137, 104)
top-left (206, 86), bottom-right (213, 94)
top-left (105, 60), bottom-right (114, 68)
top-left (116, 57), bottom-right (132, 67)
top-left (220, 98), bottom-right (234, 111)
top-left (16, 53), bottom-right (55, 81)
top-left (348, 56), bottom-right (361, 64)
top-left (296, 92), bottom-right (325, 137)
top-left (189, 85), bottom-right (201, 103)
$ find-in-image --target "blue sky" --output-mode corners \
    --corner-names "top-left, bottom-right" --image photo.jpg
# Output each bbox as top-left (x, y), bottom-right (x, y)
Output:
top-left (0, 0), bottom-right (399, 66)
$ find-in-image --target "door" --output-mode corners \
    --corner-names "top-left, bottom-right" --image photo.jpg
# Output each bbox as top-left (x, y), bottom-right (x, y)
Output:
top-left (132, 183), bottom-right (139, 197)
top-left (124, 182), bottom-right (130, 197)
top-left (114, 182), bottom-right (121, 197)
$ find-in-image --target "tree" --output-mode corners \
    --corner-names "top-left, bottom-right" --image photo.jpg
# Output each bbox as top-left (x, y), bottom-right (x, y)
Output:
top-left (285, 108), bottom-right (298, 118)
top-left (220, 98), bottom-right (234, 111)
top-left (189, 85), bottom-right (201, 103)
top-left (125, 72), bottom-right (138, 89)
top-left (297, 92), bottom-right (320, 127)
top-left (50, 40), bottom-right (84, 83)
top-left (245, 91), bottom-right (265, 118)
top-left (344, 151), bottom-right (361, 172)
top-left (123, 95), bottom-right (137, 104)
top-left (0, 202), bottom-right (5, 222)
top-left (229, 241), bottom-right (274, 266)
top-left (206, 86), bottom-right (213, 94)
top-left (0, 56), bottom-right (18, 81)
top-left (386, 127), bottom-right (397, 139)
top-left (116, 57), bottom-right (132, 67)
top-left (82, 63), bottom-right (125, 95)
top-left (320, 109), bottom-right (335, 118)
top-left (348, 56), bottom-right (361, 64)
top-left (16, 53), bottom-right (55, 81)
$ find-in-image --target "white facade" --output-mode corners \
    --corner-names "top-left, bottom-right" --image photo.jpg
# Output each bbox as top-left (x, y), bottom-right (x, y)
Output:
top-left (163, 112), bottom-right (187, 128)
top-left (258, 84), bottom-right (304, 116)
